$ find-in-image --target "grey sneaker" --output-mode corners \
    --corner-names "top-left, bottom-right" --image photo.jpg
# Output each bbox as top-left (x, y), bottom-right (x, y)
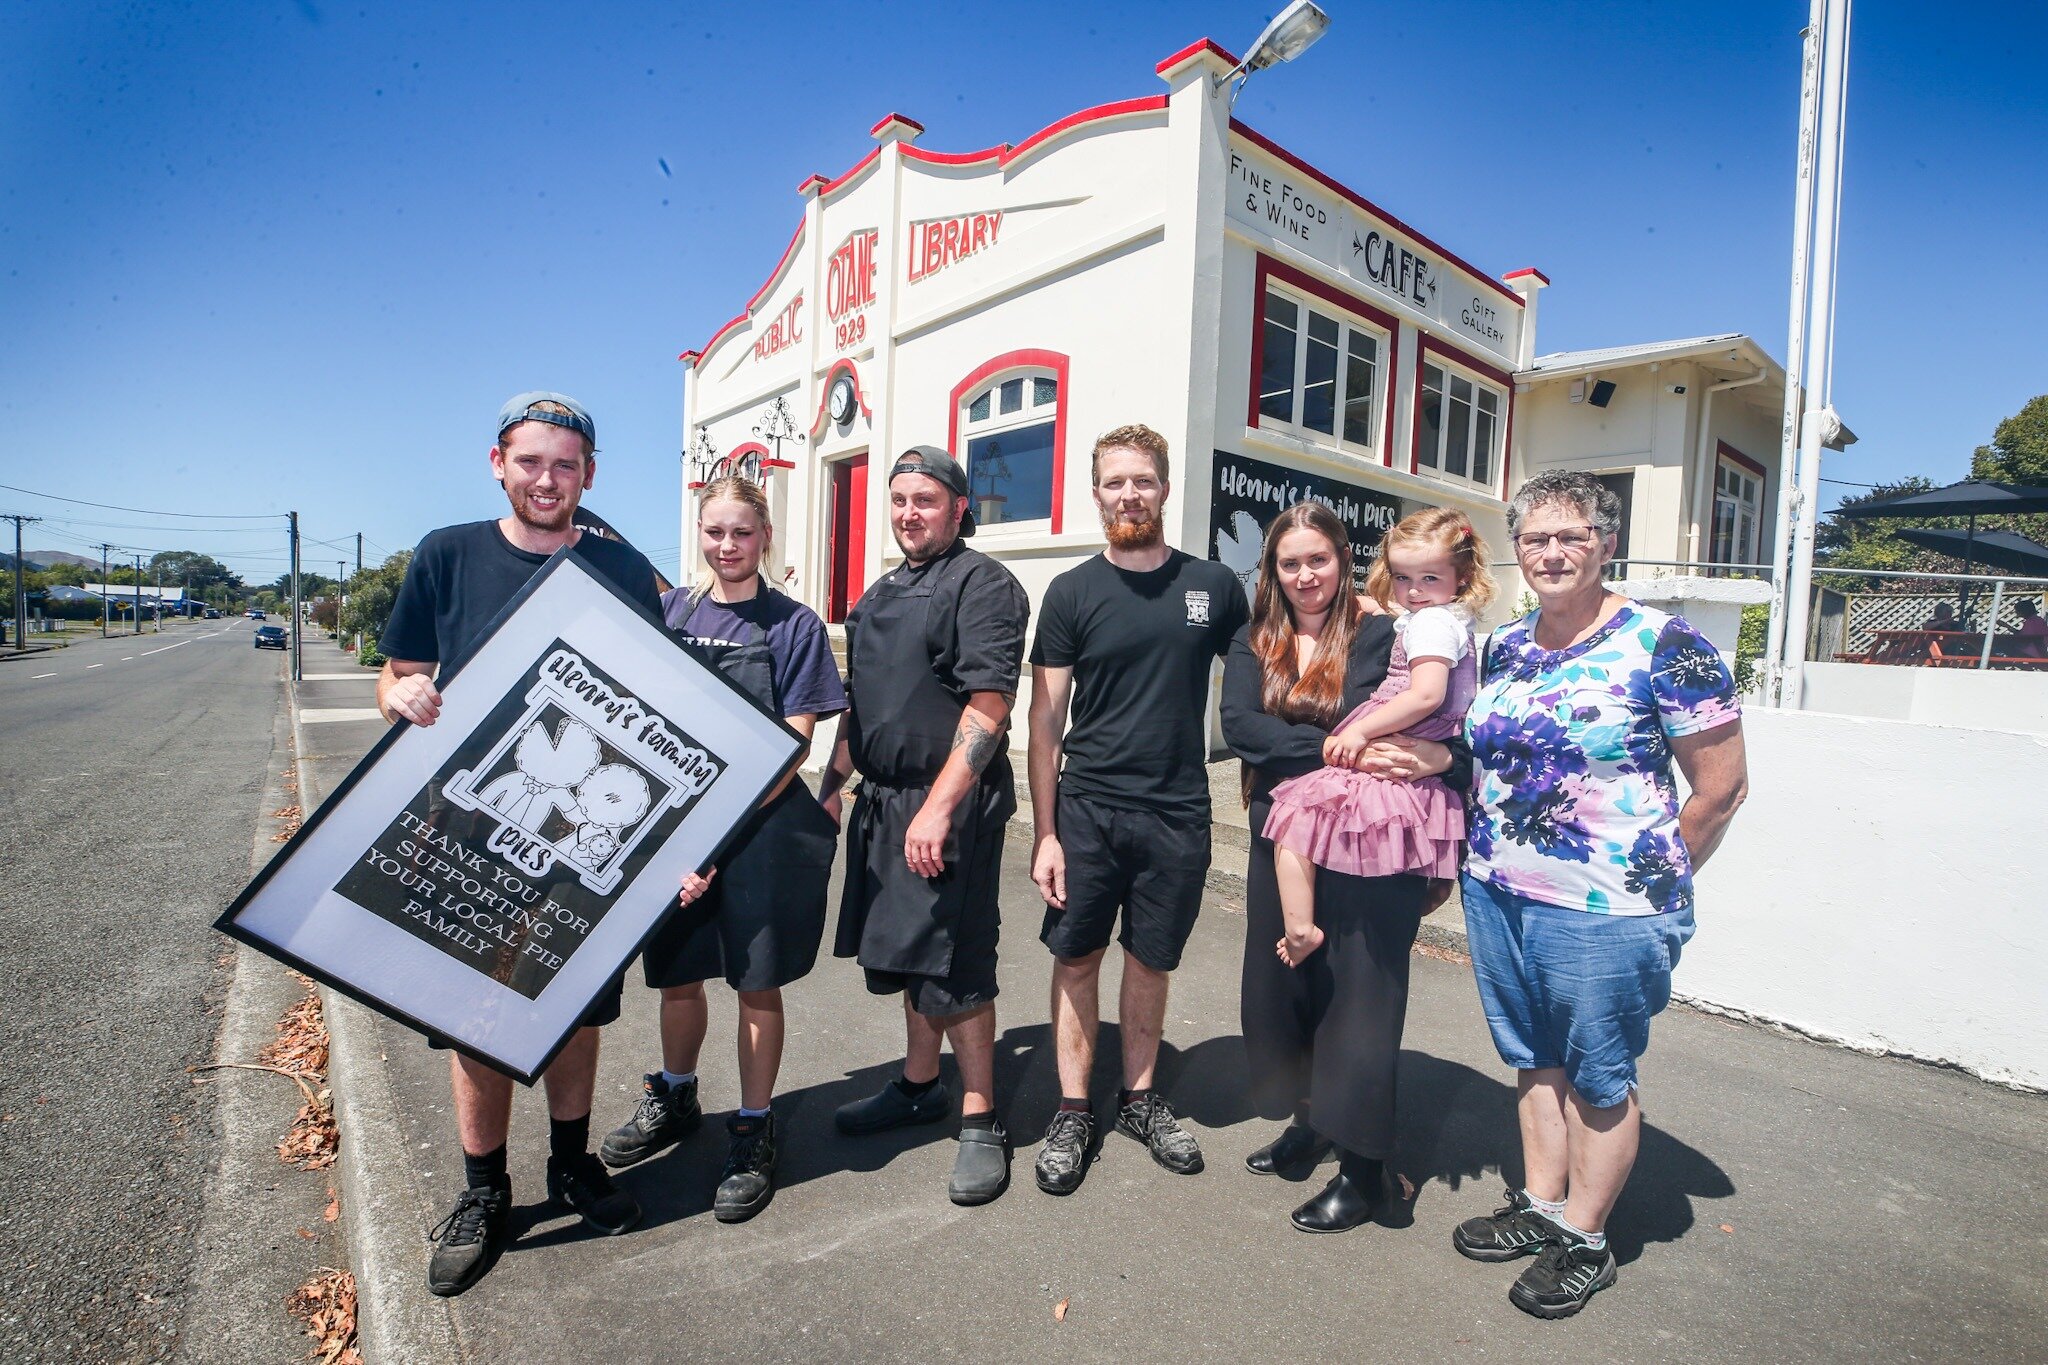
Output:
top-left (1452, 1187), bottom-right (1557, 1262)
top-left (1115, 1094), bottom-right (1204, 1175)
top-left (426, 1184), bottom-right (510, 1297)
top-left (835, 1079), bottom-right (952, 1136)
top-left (599, 1073), bottom-right (702, 1168)
top-left (948, 1123), bottom-right (1010, 1206)
top-left (1033, 1109), bottom-right (1095, 1196)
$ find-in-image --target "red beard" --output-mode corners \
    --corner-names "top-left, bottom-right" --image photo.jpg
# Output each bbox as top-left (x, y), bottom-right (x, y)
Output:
top-left (1102, 510), bottom-right (1162, 550)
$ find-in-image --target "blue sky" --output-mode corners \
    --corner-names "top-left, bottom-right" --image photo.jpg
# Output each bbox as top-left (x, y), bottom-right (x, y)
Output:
top-left (5, 0), bottom-right (2043, 584)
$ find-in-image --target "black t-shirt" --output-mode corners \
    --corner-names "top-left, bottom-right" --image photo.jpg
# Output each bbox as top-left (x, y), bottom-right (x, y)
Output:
top-left (1029, 550), bottom-right (1250, 822)
top-left (380, 520), bottom-right (663, 682)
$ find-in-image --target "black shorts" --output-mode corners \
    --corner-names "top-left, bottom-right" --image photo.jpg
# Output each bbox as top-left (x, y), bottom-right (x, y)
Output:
top-left (424, 974), bottom-right (623, 1053)
top-left (641, 784), bottom-right (837, 993)
top-left (1040, 790), bottom-right (1210, 972)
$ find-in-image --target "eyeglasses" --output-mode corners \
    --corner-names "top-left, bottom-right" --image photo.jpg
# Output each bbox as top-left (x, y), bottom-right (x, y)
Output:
top-left (1514, 526), bottom-right (1601, 554)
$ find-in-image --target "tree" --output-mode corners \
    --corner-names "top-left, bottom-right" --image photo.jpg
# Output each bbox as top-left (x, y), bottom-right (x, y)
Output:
top-left (1970, 394), bottom-right (2048, 487)
top-left (339, 551), bottom-right (410, 647)
top-left (149, 550), bottom-right (243, 595)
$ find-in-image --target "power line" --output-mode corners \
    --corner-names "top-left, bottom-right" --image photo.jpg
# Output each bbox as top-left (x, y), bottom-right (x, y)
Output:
top-left (0, 482), bottom-right (284, 520)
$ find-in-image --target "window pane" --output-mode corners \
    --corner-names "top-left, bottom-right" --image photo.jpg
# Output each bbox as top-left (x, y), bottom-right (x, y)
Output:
top-left (1417, 365), bottom-right (1445, 469)
top-left (1445, 376), bottom-right (1473, 480)
top-left (999, 378), bottom-right (1024, 415)
top-left (1472, 402), bottom-right (1495, 487)
top-left (1302, 311), bottom-right (1339, 435)
top-left (968, 390), bottom-right (990, 423)
top-left (1258, 291), bottom-right (1297, 424)
top-left (966, 421), bottom-right (1055, 525)
top-left (1033, 376), bottom-right (1058, 407)
top-left (1342, 330), bottom-right (1377, 446)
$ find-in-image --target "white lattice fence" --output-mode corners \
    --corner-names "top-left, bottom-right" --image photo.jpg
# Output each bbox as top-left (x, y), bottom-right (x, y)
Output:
top-left (1843, 592), bottom-right (2048, 653)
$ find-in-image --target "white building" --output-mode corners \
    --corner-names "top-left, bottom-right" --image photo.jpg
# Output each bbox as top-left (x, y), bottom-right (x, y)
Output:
top-left (678, 37), bottom-right (1541, 634)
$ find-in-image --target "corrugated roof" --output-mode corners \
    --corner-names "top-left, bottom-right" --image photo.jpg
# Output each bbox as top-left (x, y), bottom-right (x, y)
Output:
top-left (1524, 334), bottom-right (1751, 373)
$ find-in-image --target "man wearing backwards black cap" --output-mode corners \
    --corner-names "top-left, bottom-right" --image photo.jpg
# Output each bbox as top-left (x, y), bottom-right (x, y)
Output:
top-left (817, 445), bottom-right (1030, 1205)
top-left (376, 391), bottom-right (662, 1297)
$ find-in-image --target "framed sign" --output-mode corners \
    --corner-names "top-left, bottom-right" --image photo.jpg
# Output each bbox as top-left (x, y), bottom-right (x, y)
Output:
top-left (217, 550), bottom-right (803, 1082)
top-left (1209, 449), bottom-right (1408, 605)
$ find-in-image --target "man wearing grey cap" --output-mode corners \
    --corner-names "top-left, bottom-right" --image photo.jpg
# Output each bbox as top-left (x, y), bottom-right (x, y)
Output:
top-left (817, 445), bottom-right (1030, 1205)
top-left (376, 392), bottom-right (663, 1296)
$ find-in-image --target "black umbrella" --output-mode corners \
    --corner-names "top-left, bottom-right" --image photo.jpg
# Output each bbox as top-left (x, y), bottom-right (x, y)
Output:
top-left (1831, 479), bottom-right (2048, 613)
top-left (1892, 527), bottom-right (2048, 578)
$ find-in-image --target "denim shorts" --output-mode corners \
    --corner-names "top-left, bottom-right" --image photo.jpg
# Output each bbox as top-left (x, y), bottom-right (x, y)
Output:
top-left (1460, 874), bottom-right (1694, 1109)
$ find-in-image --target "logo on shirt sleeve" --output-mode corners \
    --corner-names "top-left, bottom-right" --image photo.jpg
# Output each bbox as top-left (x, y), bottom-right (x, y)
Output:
top-left (1184, 590), bottom-right (1211, 626)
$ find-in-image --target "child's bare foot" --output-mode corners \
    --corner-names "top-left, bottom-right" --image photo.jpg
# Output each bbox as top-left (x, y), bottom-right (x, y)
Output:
top-left (1276, 924), bottom-right (1326, 967)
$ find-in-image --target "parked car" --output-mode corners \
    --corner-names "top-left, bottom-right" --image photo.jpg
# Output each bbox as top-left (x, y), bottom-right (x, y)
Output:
top-left (254, 625), bottom-right (288, 650)
top-left (204, 608), bottom-right (221, 619)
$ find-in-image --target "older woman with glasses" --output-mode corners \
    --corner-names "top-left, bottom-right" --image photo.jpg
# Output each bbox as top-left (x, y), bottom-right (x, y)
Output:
top-left (1450, 471), bottom-right (1748, 1320)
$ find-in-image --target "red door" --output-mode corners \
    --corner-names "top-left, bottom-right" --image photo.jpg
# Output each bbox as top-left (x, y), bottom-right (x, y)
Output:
top-left (827, 453), bottom-right (868, 623)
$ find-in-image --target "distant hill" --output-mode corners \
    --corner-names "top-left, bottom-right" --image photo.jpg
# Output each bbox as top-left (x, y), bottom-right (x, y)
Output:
top-left (19, 549), bottom-right (99, 569)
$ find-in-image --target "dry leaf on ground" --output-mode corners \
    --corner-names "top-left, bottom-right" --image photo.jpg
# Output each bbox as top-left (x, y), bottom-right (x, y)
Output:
top-left (286, 1267), bottom-right (362, 1365)
top-left (1053, 1298), bottom-right (1069, 1322)
top-left (323, 1195), bottom-right (339, 1223)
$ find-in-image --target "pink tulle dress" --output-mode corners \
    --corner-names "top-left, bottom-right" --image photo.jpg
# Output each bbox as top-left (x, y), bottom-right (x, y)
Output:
top-left (1262, 606), bottom-right (1477, 880)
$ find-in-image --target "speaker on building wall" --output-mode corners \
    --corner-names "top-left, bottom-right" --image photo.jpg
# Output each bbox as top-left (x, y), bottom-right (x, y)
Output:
top-left (1588, 379), bottom-right (1616, 408)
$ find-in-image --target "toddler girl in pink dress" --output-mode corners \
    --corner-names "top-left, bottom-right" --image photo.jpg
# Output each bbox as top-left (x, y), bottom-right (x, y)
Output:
top-left (1264, 508), bottom-right (1497, 966)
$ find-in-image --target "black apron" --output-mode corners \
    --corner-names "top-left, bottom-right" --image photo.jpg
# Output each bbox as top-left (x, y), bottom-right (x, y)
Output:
top-left (667, 586), bottom-right (837, 982)
top-left (833, 557), bottom-right (1014, 977)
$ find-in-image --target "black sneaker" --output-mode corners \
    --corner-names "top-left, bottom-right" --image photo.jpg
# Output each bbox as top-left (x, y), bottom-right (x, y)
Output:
top-left (714, 1113), bottom-right (777, 1224)
top-left (1452, 1187), bottom-right (1557, 1262)
top-left (1033, 1109), bottom-right (1095, 1196)
top-left (1114, 1094), bottom-right (1204, 1175)
top-left (546, 1151), bottom-right (641, 1235)
top-left (599, 1073), bottom-right (703, 1168)
top-left (426, 1183), bottom-right (510, 1297)
top-left (1509, 1228), bottom-right (1617, 1319)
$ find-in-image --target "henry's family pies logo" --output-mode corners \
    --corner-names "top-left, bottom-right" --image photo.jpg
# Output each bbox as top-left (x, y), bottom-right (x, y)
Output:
top-left (444, 648), bottom-right (723, 896)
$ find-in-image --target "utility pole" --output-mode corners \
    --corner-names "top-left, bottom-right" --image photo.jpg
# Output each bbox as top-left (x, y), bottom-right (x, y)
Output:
top-left (131, 553), bottom-right (144, 635)
top-left (288, 510), bottom-right (303, 682)
top-left (4, 513), bottom-right (41, 652)
top-left (96, 543), bottom-right (114, 636)
top-left (355, 531), bottom-right (363, 576)
top-left (154, 563), bottom-right (164, 632)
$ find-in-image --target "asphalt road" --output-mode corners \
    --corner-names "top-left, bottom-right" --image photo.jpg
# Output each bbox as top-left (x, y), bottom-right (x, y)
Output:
top-left (278, 635), bottom-right (2048, 1365)
top-left (0, 621), bottom-right (328, 1362)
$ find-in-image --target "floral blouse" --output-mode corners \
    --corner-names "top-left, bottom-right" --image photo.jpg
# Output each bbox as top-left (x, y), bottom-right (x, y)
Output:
top-left (1464, 602), bottom-right (1739, 916)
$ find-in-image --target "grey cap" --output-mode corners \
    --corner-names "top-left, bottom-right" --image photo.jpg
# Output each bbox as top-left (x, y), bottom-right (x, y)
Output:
top-left (497, 390), bottom-right (596, 447)
top-left (889, 444), bottom-right (976, 536)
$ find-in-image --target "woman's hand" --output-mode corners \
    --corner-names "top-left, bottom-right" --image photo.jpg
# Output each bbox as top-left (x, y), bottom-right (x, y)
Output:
top-left (678, 867), bottom-right (717, 906)
top-left (1353, 734), bottom-right (1452, 781)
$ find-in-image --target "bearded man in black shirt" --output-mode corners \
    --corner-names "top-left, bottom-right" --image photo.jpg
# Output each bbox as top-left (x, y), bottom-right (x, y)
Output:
top-left (377, 393), bottom-right (658, 1296)
top-left (1026, 424), bottom-right (1249, 1195)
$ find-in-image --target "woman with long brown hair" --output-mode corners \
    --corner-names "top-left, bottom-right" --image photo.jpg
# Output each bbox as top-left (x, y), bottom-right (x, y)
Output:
top-left (1219, 501), bottom-right (1473, 1233)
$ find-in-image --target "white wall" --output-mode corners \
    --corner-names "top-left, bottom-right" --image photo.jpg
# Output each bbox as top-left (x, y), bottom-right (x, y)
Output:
top-left (1680, 708), bottom-right (2048, 1089)
top-left (1800, 661), bottom-right (2048, 735)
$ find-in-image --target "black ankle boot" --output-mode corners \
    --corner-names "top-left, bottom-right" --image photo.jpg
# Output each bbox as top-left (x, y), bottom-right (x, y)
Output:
top-left (1245, 1123), bottom-right (1332, 1177)
top-left (1290, 1172), bottom-right (1377, 1233)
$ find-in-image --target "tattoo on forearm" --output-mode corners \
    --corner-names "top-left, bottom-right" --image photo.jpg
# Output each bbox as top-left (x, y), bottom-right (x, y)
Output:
top-left (952, 712), bottom-right (1003, 775)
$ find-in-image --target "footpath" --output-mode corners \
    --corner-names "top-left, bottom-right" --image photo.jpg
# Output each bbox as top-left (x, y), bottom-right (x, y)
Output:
top-left (282, 632), bottom-right (2048, 1364)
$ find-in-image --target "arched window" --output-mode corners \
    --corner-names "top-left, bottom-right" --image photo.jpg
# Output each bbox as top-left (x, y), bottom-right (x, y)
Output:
top-left (949, 350), bottom-right (1070, 532)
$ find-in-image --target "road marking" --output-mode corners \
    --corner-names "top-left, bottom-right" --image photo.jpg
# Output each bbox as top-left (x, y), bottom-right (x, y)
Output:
top-left (141, 640), bottom-right (192, 656)
top-left (31, 672), bottom-right (55, 679)
top-left (302, 672), bottom-right (375, 681)
top-left (300, 707), bottom-right (384, 724)
top-left (122, 656), bottom-right (134, 661)
top-left (86, 663), bottom-right (102, 669)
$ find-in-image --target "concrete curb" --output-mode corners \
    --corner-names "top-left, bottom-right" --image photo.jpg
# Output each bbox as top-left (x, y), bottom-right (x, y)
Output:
top-left (288, 665), bottom-right (465, 1365)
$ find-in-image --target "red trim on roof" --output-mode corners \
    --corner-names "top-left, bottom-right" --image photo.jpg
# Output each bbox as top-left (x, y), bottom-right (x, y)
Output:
top-left (1003, 96), bottom-right (1167, 168)
top-left (901, 142), bottom-right (1012, 168)
top-left (677, 349), bottom-right (701, 366)
top-left (1155, 37), bottom-right (1240, 74)
top-left (809, 358), bottom-right (875, 438)
top-left (870, 112), bottom-right (925, 137)
top-left (947, 349), bottom-right (1071, 534)
top-left (1503, 267), bottom-right (1550, 286)
top-left (1230, 120), bottom-right (1523, 309)
top-left (746, 220), bottom-right (806, 313)
top-left (697, 311), bottom-right (748, 363)
top-left (819, 147), bottom-right (881, 200)
top-left (796, 173), bottom-right (829, 195)
top-left (1249, 253), bottom-right (1402, 463)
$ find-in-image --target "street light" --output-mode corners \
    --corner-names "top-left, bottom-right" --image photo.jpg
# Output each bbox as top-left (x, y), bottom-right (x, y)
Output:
top-left (1216, 0), bottom-right (1331, 104)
